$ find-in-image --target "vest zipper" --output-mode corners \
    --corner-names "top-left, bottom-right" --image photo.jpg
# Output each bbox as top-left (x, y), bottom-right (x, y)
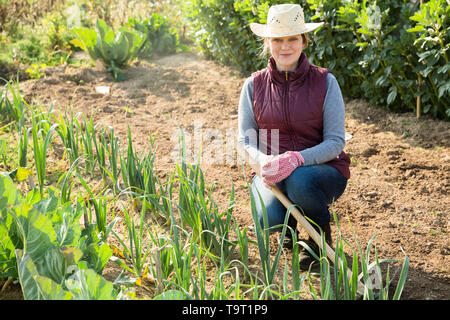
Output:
top-left (283, 71), bottom-right (296, 151)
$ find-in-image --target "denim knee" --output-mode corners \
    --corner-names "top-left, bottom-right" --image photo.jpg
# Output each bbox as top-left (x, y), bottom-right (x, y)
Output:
top-left (281, 165), bottom-right (347, 226)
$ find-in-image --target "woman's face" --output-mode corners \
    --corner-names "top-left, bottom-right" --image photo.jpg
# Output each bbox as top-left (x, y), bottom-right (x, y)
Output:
top-left (268, 35), bottom-right (304, 72)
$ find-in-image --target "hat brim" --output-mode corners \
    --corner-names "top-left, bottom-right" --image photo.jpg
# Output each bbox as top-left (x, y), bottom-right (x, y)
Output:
top-left (250, 22), bottom-right (324, 38)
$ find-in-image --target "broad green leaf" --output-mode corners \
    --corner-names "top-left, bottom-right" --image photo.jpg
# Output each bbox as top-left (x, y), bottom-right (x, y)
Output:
top-left (437, 63), bottom-right (450, 74)
top-left (25, 188), bottom-right (41, 206)
top-left (71, 28), bottom-right (97, 55)
top-left (35, 275), bottom-right (74, 300)
top-left (96, 19), bottom-right (115, 45)
top-left (438, 82), bottom-right (449, 98)
top-left (69, 38), bottom-right (86, 51)
top-left (0, 174), bottom-right (20, 209)
top-left (387, 87), bottom-right (397, 105)
top-left (61, 247), bottom-right (83, 266)
top-left (87, 46), bottom-right (102, 61)
top-left (50, 204), bottom-right (82, 247)
top-left (65, 267), bottom-right (117, 300)
top-left (11, 203), bottom-right (57, 263)
top-left (0, 220), bottom-right (17, 278)
top-left (37, 247), bottom-right (67, 285)
top-left (16, 249), bottom-right (41, 300)
top-left (86, 242), bottom-right (112, 274)
top-left (33, 187), bottom-right (59, 214)
top-left (112, 32), bottom-right (130, 63)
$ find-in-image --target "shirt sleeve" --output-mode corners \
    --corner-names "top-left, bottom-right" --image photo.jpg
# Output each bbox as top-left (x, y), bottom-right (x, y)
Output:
top-left (299, 73), bottom-right (346, 166)
top-left (237, 76), bottom-right (266, 164)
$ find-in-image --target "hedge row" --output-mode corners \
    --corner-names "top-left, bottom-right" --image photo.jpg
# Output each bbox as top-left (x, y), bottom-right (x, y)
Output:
top-left (184, 0), bottom-right (449, 120)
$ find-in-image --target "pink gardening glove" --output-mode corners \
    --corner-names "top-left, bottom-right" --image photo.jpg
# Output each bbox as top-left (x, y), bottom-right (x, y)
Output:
top-left (261, 151), bottom-right (304, 188)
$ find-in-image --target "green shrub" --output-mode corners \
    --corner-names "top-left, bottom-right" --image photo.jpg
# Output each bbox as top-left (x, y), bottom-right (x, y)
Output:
top-left (185, 0), bottom-right (449, 120)
top-left (184, 0), bottom-right (286, 74)
top-left (127, 13), bottom-right (180, 57)
top-left (0, 0), bottom-right (64, 34)
top-left (407, 0), bottom-right (449, 118)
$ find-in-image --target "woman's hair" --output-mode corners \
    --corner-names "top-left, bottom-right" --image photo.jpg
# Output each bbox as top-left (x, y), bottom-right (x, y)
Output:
top-left (259, 33), bottom-right (309, 59)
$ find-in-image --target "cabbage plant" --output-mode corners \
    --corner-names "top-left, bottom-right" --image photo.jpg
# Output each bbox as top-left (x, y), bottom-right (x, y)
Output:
top-left (71, 19), bottom-right (150, 81)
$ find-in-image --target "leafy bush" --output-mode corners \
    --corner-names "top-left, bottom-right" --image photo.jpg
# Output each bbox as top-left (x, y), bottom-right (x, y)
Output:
top-left (0, 0), bottom-right (64, 34)
top-left (0, 11), bottom-right (73, 70)
top-left (184, 0), bottom-right (286, 73)
top-left (0, 174), bottom-right (119, 299)
top-left (184, 0), bottom-right (449, 120)
top-left (407, 0), bottom-right (449, 118)
top-left (127, 13), bottom-right (180, 57)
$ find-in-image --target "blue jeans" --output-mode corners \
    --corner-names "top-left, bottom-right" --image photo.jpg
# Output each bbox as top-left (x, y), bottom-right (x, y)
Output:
top-left (251, 164), bottom-right (347, 231)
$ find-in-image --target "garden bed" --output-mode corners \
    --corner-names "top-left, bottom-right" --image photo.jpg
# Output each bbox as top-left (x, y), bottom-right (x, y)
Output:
top-left (1, 51), bottom-right (449, 300)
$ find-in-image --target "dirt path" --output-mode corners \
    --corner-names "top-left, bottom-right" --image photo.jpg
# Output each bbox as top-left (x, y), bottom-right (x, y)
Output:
top-left (10, 51), bottom-right (450, 300)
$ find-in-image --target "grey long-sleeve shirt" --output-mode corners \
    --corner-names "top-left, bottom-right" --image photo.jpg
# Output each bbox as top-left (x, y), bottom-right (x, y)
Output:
top-left (238, 72), bottom-right (346, 165)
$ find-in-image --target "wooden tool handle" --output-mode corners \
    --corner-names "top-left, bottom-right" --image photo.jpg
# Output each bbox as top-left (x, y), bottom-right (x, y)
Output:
top-left (236, 144), bottom-right (334, 257)
top-left (236, 143), bottom-right (366, 295)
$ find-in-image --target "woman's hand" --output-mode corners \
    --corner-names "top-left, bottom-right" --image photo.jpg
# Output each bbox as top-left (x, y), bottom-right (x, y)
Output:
top-left (260, 151), bottom-right (304, 187)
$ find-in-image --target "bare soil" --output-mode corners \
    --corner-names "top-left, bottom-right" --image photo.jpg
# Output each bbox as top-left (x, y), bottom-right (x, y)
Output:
top-left (1, 51), bottom-right (449, 300)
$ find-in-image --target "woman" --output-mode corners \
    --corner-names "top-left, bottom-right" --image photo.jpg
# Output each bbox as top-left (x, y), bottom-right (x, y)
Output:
top-left (238, 4), bottom-right (350, 270)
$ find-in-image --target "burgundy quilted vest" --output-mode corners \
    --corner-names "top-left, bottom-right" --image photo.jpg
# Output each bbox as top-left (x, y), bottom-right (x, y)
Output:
top-left (252, 53), bottom-right (350, 179)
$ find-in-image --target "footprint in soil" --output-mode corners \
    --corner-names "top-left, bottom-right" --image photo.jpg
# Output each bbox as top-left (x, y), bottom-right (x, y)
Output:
top-left (361, 147), bottom-right (380, 158)
top-left (102, 105), bottom-right (117, 113)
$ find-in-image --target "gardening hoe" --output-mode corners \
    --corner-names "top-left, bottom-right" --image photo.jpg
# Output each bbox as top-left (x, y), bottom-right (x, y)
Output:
top-left (236, 144), bottom-right (367, 297)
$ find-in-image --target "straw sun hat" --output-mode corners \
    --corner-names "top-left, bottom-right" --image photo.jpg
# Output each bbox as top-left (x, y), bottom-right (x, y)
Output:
top-left (250, 4), bottom-right (323, 38)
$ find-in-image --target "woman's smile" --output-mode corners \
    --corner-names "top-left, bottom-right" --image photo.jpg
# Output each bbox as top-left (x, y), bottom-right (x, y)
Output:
top-left (268, 35), bottom-right (305, 72)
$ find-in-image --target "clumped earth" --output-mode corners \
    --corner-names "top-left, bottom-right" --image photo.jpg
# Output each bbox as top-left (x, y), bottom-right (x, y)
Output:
top-left (1, 51), bottom-right (449, 300)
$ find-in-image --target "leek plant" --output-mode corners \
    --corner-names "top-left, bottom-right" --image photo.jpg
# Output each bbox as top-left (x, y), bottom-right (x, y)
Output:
top-left (161, 203), bottom-right (196, 295)
top-left (287, 227), bottom-right (303, 299)
top-left (18, 126), bottom-right (30, 170)
top-left (247, 179), bottom-right (290, 288)
top-left (93, 125), bottom-right (109, 185)
top-left (30, 104), bottom-right (54, 138)
top-left (76, 172), bottom-right (120, 243)
top-left (119, 126), bottom-right (145, 194)
top-left (0, 139), bottom-right (8, 169)
top-left (0, 80), bottom-right (27, 131)
top-left (156, 170), bottom-right (176, 224)
top-left (56, 157), bottom-right (80, 204)
top-left (234, 224), bottom-right (249, 270)
top-left (111, 202), bottom-right (151, 283)
top-left (140, 133), bottom-right (160, 214)
top-left (120, 127), bottom-right (161, 215)
top-left (91, 125), bottom-right (121, 191)
top-left (8, 125), bottom-right (31, 181)
top-left (305, 211), bottom-right (410, 300)
top-left (76, 114), bottom-right (97, 177)
top-left (176, 160), bottom-right (237, 261)
top-left (175, 129), bottom-right (238, 261)
top-left (175, 160), bottom-right (201, 233)
top-left (191, 257), bottom-right (214, 300)
top-left (146, 228), bottom-right (175, 291)
top-left (30, 114), bottom-right (58, 197)
top-left (106, 126), bottom-right (120, 193)
top-left (53, 111), bottom-right (81, 168)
